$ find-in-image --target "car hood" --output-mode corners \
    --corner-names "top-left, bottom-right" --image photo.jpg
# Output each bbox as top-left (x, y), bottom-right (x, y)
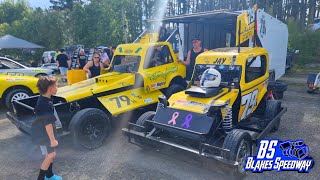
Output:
top-left (56, 72), bottom-right (136, 102)
top-left (167, 87), bottom-right (239, 114)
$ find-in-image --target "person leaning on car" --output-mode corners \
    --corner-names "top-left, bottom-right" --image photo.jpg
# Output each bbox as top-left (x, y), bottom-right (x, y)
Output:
top-left (178, 37), bottom-right (208, 80)
top-left (56, 49), bottom-right (70, 82)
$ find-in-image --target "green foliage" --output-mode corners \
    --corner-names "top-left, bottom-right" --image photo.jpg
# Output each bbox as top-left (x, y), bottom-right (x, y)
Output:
top-left (0, 0), bottom-right (319, 67)
top-left (287, 17), bottom-right (320, 65)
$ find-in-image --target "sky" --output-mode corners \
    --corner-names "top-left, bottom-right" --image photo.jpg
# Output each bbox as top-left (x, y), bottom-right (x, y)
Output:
top-left (0, 0), bottom-right (51, 9)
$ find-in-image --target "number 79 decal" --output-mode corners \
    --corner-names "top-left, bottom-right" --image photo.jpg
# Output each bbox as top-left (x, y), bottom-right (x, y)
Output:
top-left (241, 89), bottom-right (258, 120)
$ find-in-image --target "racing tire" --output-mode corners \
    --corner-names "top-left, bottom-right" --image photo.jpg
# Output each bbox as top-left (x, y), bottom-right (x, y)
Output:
top-left (273, 91), bottom-right (284, 99)
top-left (264, 100), bottom-right (281, 132)
top-left (133, 111), bottom-right (155, 144)
top-left (223, 129), bottom-right (252, 175)
top-left (268, 81), bottom-right (288, 92)
top-left (165, 84), bottom-right (185, 99)
top-left (69, 108), bottom-right (111, 149)
top-left (268, 81), bottom-right (287, 100)
top-left (5, 89), bottom-right (31, 111)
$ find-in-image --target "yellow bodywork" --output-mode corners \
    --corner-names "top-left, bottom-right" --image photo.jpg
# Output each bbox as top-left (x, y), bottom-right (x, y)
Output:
top-left (114, 42), bottom-right (186, 93)
top-left (168, 47), bottom-right (269, 122)
top-left (55, 41), bottom-right (186, 116)
top-left (0, 74), bottom-right (38, 99)
top-left (98, 87), bottom-right (163, 116)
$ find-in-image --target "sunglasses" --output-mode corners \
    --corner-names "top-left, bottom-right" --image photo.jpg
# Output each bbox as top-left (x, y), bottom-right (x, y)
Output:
top-left (192, 41), bottom-right (199, 44)
top-left (94, 57), bottom-right (100, 59)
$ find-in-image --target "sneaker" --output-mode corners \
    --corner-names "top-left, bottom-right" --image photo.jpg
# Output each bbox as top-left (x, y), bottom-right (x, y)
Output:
top-left (45, 174), bottom-right (63, 180)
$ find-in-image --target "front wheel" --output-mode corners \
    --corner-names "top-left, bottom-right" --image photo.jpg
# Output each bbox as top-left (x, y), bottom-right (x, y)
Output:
top-left (5, 89), bottom-right (31, 111)
top-left (223, 129), bottom-right (252, 175)
top-left (69, 108), bottom-right (111, 149)
top-left (133, 111), bottom-right (155, 144)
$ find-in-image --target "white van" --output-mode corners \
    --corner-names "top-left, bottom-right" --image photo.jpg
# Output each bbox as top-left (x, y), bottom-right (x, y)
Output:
top-left (41, 51), bottom-right (56, 64)
top-left (147, 8), bottom-right (288, 80)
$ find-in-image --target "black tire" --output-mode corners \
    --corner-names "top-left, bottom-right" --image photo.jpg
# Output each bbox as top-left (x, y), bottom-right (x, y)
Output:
top-left (165, 84), bottom-right (185, 99)
top-left (5, 89), bottom-right (31, 111)
top-left (134, 111), bottom-right (155, 131)
top-left (254, 94), bottom-right (267, 115)
top-left (133, 111), bottom-right (155, 144)
top-left (264, 100), bottom-right (281, 132)
top-left (273, 91), bottom-right (284, 99)
top-left (223, 129), bottom-right (252, 175)
top-left (268, 81), bottom-right (287, 100)
top-left (268, 81), bottom-right (288, 92)
top-left (69, 108), bottom-right (111, 149)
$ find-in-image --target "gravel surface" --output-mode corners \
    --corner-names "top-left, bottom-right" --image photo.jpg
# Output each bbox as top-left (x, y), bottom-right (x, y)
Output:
top-left (0, 73), bottom-right (319, 180)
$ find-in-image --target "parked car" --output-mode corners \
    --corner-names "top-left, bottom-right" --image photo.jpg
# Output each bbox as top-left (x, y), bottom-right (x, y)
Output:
top-left (309, 18), bottom-right (320, 31)
top-left (18, 62), bottom-right (31, 67)
top-left (0, 57), bottom-right (55, 77)
top-left (40, 63), bottom-right (59, 72)
top-left (0, 74), bottom-right (39, 110)
top-left (41, 51), bottom-right (56, 64)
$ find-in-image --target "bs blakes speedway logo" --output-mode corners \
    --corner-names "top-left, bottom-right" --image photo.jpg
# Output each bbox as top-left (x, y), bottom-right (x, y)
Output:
top-left (245, 139), bottom-right (314, 172)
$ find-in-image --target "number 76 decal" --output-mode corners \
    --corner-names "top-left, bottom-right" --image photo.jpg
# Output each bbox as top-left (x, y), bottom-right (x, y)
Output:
top-left (241, 89), bottom-right (258, 120)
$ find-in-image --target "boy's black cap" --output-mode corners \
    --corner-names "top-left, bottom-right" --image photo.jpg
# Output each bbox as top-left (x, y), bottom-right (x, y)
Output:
top-left (60, 48), bottom-right (65, 52)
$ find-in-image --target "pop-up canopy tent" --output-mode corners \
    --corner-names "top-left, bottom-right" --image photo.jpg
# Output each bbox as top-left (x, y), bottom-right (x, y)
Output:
top-left (0, 34), bottom-right (43, 49)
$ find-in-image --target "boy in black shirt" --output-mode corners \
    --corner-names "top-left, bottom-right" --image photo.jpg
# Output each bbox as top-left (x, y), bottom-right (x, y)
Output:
top-left (31, 76), bottom-right (62, 180)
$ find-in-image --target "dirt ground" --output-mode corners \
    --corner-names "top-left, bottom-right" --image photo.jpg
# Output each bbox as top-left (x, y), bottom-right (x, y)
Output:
top-left (0, 72), bottom-right (319, 180)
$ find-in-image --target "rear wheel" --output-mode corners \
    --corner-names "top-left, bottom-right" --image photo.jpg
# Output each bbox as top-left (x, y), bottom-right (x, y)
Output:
top-left (264, 100), bottom-right (281, 132)
top-left (69, 108), bottom-right (111, 149)
top-left (223, 129), bottom-right (252, 175)
top-left (5, 89), bottom-right (31, 111)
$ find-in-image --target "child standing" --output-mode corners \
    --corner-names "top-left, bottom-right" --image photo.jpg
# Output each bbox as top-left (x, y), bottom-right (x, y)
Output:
top-left (31, 76), bottom-right (62, 180)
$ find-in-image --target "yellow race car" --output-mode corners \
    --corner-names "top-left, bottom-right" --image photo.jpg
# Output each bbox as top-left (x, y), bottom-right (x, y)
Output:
top-left (0, 74), bottom-right (38, 110)
top-left (7, 35), bottom-right (187, 149)
top-left (123, 47), bottom-right (287, 174)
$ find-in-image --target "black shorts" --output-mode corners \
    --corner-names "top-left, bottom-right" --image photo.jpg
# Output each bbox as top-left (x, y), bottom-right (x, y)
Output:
top-left (39, 145), bottom-right (55, 155)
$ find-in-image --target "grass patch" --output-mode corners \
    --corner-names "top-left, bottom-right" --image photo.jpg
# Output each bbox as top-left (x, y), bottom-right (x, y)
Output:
top-left (290, 64), bottom-right (320, 74)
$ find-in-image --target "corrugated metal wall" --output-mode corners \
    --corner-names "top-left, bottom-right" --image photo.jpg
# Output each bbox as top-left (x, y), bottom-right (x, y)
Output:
top-left (182, 22), bottom-right (236, 58)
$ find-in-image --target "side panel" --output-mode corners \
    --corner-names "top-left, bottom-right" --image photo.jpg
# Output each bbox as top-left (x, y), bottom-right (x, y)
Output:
top-left (0, 77), bottom-right (39, 98)
top-left (239, 79), bottom-right (268, 121)
top-left (142, 63), bottom-right (180, 92)
top-left (97, 87), bottom-right (164, 115)
top-left (257, 10), bottom-right (288, 80)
